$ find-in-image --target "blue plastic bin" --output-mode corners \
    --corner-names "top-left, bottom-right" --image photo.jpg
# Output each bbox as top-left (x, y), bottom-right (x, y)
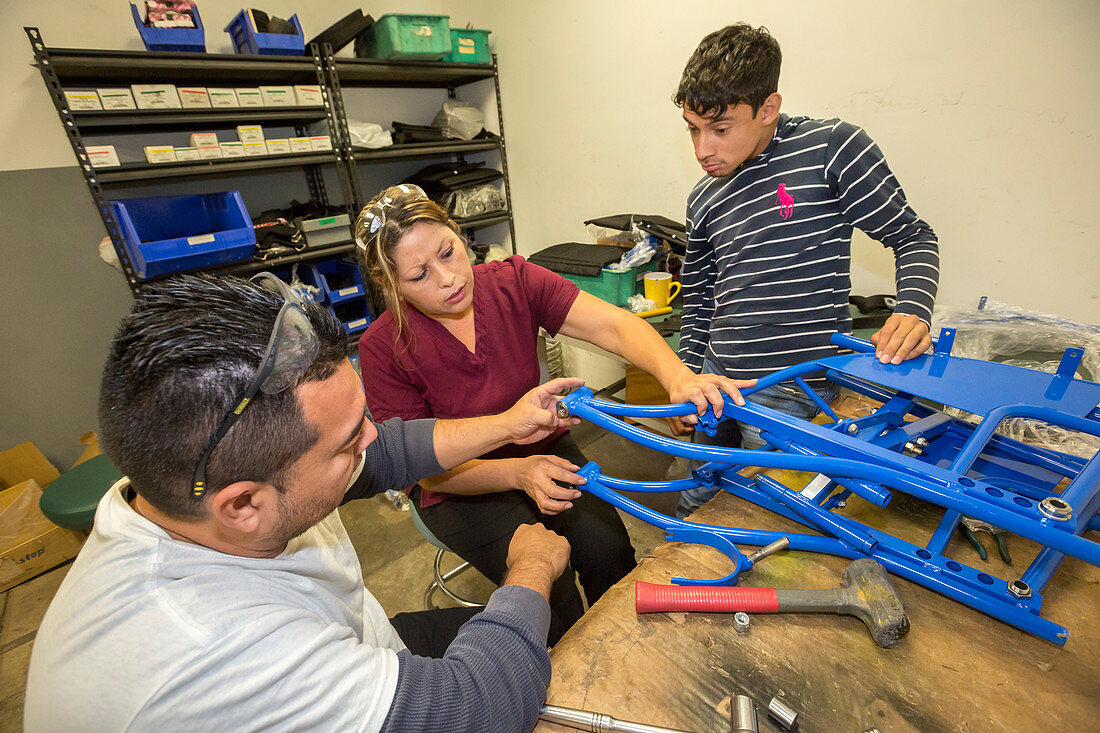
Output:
top-left (131, 3), bottom-right (206, 52)
top-left (329, 299), bottom-right (371, 336)
top-left (312, 259), bottom-right (364, 304)
top-left (358, 14), bottom-right (450, 60)
top-left (225, 10), bottom-right (305, 56)
top-left (444, 28), bottom-right (491, 64)
top-left (109, 192), bottom-right (256, 278)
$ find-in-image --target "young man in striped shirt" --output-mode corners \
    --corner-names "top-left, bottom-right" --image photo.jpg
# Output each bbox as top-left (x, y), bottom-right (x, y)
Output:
top-left (674, 23), bottom-right (940, 517)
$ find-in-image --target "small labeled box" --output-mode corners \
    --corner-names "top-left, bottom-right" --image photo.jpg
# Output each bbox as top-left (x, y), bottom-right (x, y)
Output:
top-left (64, 90), bottom-right (103, 111)
top-left (259, 86), bottom-right (295, 106)
top-left (190, 132), bottom-right (219, 148)
top-left (196, 145), bottom-right (223, 160)
top-left (242, 141), bottom-right (268, 156)
top-left (235, 88), bottom-right (264, 107)
top-left (207, 88), bottom-right (239, 107)
top-left (174, 146), bottom-right (201, 161)
top-left (293, 85), bottom-right (323, 105)
top-left (131, 84), bottom-right (182, 109)
top-left (220, 142), bottom-right (245, 158)
top-left (178, 87), bottom-right (211, 108)
top-left (96, 88), bottom-right (137, 110)
top-left (310, 136), bottom-right (333, 151)
top-left (265, 139), bottom-right (291, 154)
top-left (144, 145), bottom-right (178, 164)
top-left (289, 137), bottom-right (313, 153)
top-left (236, 125), bottom-right (265, 144)
top-left (86, 145), bottom-right (121, 168)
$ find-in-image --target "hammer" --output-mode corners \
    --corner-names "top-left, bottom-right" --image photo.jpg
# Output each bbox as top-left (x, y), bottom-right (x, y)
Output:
top-left (635, 558), bottom-right (909, 648)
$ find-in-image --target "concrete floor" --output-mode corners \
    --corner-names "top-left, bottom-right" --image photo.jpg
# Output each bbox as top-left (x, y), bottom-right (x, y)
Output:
top-left (0, 420), bottom-right (680, 730)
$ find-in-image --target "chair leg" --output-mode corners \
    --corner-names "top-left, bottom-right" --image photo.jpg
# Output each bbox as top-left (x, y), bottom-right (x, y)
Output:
top-left (423, 548), bottom-right (486, 610)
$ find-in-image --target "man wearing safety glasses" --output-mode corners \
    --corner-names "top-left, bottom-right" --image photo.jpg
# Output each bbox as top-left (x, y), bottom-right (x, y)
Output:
top-left (25, 273), bottom-right (582, 732)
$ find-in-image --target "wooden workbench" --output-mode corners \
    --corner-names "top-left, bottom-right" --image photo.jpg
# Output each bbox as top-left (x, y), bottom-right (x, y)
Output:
top-left (536, 472), bottom-right (1100, 732)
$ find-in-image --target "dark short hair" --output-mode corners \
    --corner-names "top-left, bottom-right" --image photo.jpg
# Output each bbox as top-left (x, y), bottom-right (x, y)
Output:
top-left (674, 23), bottom-right (782, 118)
top-left (98, 274), bottom-right (346, 518)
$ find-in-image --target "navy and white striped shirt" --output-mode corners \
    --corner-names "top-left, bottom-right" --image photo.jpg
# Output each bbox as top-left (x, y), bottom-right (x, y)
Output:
top-left (679, 114), bottom-right (940, 380)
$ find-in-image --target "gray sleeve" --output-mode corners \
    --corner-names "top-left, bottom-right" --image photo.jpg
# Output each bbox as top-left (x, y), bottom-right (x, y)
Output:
top-left (342, 417), bottom-right (444, 502)
top-left (381, 586), bottom-right (552, 733)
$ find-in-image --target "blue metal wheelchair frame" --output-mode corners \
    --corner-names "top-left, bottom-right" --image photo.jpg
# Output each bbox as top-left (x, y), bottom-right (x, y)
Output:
top-left (557, 333), bottom-right (1100, 646)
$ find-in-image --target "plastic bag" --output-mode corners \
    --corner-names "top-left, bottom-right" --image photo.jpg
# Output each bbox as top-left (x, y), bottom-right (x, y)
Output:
top-left (932, 298), bottom-right (1100, 458)
top-left (446, 183), bottom-right (505, 218)
top-left (311, 119), bottom-right (393, 148)
top-left (0, 481), bottom-right (42, 545)
top-left (607, 235), bottom-right (660, 272)
top-left (431, 100), bottom-right (484, 141)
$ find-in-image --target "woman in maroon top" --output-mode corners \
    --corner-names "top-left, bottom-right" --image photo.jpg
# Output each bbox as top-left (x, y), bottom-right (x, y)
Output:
top-left (355, 185), bottom-right (752, 643)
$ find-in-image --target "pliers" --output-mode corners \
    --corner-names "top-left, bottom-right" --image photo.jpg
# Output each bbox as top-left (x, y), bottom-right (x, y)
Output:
top-left (960, 517), bottom-right (1012, 564)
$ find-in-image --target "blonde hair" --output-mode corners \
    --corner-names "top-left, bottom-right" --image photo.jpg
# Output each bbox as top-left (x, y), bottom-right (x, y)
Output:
top-left (353, 185), bottom-right (462, 341)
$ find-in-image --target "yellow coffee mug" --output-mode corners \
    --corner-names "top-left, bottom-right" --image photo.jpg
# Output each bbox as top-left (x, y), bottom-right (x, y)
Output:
top-left (643, 272), bottom-right (681, 308)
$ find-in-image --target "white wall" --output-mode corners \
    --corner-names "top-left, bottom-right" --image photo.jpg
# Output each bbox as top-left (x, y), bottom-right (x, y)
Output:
top-left (464, 0), bottom-right (1100, 324)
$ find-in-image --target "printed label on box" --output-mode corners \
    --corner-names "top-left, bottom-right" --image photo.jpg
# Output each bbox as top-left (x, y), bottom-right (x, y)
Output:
top-left (220, 142), bottom-right (245, 158)
top-left (187, 234), bottom-right (216, 246)
top-left (178, 88), bottom-right (211, 108)
top-left (457, 38), bottom-right (476, 54)
top-left (189, 132), bottom-right (219, 147)
top-left (86, 145), bottom-right (121, 168)
top-left (337, 286), bottom-right (360, 297)
top-left (97, 88), bottom-right (136, 110)
top-left (289, 137), bottom-right (313, 153)
top-left (414, 25), bottom-right (433, 37)
top-left (64, 91), bottom-right (102, 111)
top-left (242, 141), bottom-right (268, 157)
top-left (196, 145), bottom-right (223, 159)
top-left (208, 88), bottom-right (239, 107)
top-left (236, 125), bottom-right (265, 144)
top-left (293, 85), bottom-right (323, 105)
top-left (347, 318), bottom-right (367, 329)
top-left (317, 216), bottom-right (337, 226)
top-left (259, 86), bottom-right (294, 106)
top-left (235, 89), bottom-right (264, 107)
top-left (309, 136), bottom-right (333, 151)
top-left (144, 145), bottom-right (177, 164)
top-left (265, 139), bottom-right (291, 154)
top-left (174, 147), bottom-right (200, 161)
top-left (131, 85), bottom-right (182, 109)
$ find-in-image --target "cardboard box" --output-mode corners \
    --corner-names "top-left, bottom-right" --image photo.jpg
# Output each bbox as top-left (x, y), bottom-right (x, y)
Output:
top-left (220, 141), bottom-right (245, 158)
top-left (235, 88), bottom-right (264, 107)
top-left (236, 125), bottom-right (265, 144)
top-left (174, 146), bottom-right (201, 161)
top-left (242, 141), bottom-right (268, 157)
top-left (131, 84), bottom-right (182, 109)
top-left (144, 145), bottom-right (177, 164)
top-left (207, 88), bottom-right (239, 108)
top-left (189, 132), bottom-right (219, 148)
top-left (196, 144), bottom-right (223, 160)
top-left (96, 88), bottom-right (136, 110)
top-left (0, 442), bottom-right (84, 594)
top-left (259, 85), bottom-right (294, 106)
top-left (85, 145), bottom-right (121, 168)
top-left (265, 138), bottom-right (290, 154)
top-left (177, 87), bottom-right (211, 108)
top-left (289, 137), bottom-right (313, 153)
top-left (309, 135), bottom-right (333, 151)
top-left (63, 90), bottom-right (102, 111)
top-left (293, 85), bottom-right (323, 105)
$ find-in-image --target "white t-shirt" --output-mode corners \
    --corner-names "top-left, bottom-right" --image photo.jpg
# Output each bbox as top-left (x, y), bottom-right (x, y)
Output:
top-left (25, 481), bottom-right (405, 732)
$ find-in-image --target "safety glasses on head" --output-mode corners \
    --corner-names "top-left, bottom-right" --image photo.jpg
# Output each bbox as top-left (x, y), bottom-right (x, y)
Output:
top-left (191, 273), bottom-right (321, 499)
top-left (354, 183), bottom-right (428, 255)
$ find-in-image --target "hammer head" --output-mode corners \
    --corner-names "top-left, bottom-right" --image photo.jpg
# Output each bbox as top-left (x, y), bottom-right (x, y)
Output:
top-left (840, 559), bottom-right (910, 648)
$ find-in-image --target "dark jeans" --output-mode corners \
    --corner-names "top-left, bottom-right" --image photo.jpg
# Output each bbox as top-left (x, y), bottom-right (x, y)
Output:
top-left (390, 606), bottom-right (483, 658)
top-left (416, 433), bottom-right (637, 645)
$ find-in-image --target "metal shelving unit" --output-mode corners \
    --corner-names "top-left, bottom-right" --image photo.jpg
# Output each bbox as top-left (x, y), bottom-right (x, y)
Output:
top-left (26, 25), bottom-right (518, 300)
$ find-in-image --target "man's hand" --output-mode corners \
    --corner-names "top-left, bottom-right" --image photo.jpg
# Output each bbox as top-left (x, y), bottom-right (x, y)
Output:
top-left (870, 314), bottom-right (932, 364)
top-left (516, 455), bottom-right (584, 514)
top-left (502, 523), bottom-right (571, 601)
top-left (667, 371), bottom-right (758, 426)
top-left (505, 377), bottom-right (584, 446)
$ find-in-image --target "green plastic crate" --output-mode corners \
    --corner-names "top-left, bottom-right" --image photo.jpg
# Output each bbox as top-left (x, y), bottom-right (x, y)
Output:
top-left (560, 260), bottom-right (661, 307)
top-left (358, 14), bottom-right (451, 60)
top-left (445, 28), bottom-right (491, 64)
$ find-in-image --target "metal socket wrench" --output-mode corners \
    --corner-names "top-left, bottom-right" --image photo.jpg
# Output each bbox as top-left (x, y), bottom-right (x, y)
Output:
top-left (731, 695), bottom-right (758, 733)
top-left (768, 696), bottom-right (798, 730)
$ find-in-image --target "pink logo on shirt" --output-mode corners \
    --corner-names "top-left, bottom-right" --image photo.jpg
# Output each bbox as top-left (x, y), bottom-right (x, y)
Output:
top-left (775, 184), bottom-right (794, 219)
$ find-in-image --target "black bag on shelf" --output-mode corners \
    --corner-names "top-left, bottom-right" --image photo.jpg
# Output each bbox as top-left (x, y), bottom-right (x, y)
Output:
top-left (528, 243), bottom-right (626, 277)
top-left (251, 200), bottom-right (345, 260)
top-left (306, 10), bottom-right (374, 53)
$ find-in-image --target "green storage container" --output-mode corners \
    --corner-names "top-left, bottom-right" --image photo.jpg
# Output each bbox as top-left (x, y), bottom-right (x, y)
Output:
top-left (445, 28), bottom-right (491, 64)
top-left (357, 14), bottom-right (451, 60)
top-left (560, 260), bottom-right (661, 307)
